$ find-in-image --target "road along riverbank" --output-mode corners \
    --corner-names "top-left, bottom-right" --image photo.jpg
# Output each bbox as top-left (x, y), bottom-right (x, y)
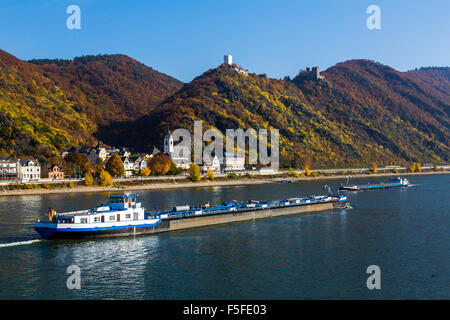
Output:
top-left (0, 170), bottom-right (447, 196)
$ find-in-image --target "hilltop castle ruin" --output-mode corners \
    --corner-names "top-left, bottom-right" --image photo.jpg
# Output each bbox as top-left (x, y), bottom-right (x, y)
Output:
top-left (297, 66), bottom-right (325, 81)
top-left (223, 54), bottom-right (248, 77)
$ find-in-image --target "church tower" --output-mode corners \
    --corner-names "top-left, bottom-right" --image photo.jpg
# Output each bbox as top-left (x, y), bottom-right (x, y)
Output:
top-left (163, 130), bottom-right (174, 155)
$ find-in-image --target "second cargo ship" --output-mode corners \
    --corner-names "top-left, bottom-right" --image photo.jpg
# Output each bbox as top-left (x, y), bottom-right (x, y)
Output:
top-left (339, 177), bottom-right (409, 191)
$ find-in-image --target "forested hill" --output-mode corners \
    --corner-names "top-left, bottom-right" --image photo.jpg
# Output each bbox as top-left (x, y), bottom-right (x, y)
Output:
top-left (0, 50), bottom-right (183, 160)
top-left (29, 54), bottom-right (184, 124)
top-left (100, 61), bottom-right (449, 168)
top-left (0, 49), bottom-right (95, 158)
top-left (0, 48), bottom-right (448, 168)
top-left (405, 67), bottom-right (450, 106)
top-left (291, 60), bottom-right (449, 165)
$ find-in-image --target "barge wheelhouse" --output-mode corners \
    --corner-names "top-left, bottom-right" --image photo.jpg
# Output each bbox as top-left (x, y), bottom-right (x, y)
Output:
top-left (34, 195), bottom-right (162, 239)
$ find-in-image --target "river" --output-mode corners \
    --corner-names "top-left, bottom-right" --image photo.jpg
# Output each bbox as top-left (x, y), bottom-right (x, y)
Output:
top-left (0, 174), bottom-right (448, 299)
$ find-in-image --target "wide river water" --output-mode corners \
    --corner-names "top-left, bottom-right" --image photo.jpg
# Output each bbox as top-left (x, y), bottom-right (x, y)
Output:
top-left (0, 174), bottom-right (448, 299)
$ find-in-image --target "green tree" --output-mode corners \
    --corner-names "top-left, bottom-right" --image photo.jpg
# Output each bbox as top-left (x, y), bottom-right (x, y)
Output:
top-left (189, 163), bottom-right (201, 182)
top-left (227, 172), bottom-right (238, 179)
top-left (167, 161), bottom-right (183, 175)
top-left (106, 154), bottom-right (125, 177)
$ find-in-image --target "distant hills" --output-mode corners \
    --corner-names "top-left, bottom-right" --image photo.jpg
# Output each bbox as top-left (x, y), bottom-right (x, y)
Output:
top-left (0, 48), bottom-right (448, 168)
top-left (0, 49), bottom-right (182, 160)
top-left (0, 49), bottom-right (94, 159)
top-left (406, 67), bottom-right (450, 103)
top-left (291, 60), bottom-right (449, 165)
top-left (29, 54), bottom-right (184, 124)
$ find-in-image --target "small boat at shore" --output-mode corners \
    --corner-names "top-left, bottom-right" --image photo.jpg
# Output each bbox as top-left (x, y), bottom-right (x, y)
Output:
top-left (339, 177), bottom-right (409, 191)
top-left (34, 192), bottom-right (348, 240)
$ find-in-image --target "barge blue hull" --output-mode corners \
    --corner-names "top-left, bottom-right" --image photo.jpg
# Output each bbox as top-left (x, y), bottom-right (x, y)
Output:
top-left (35, 220), bottom-right (169, 240)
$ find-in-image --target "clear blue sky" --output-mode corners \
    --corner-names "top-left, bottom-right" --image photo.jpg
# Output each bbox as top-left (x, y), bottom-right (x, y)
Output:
top-left (1, 0), bottom-right (448, 82)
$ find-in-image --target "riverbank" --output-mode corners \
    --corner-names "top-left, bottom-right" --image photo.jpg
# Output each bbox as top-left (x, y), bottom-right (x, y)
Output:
top-left (0, 178), bottom-right (271, 196)
top-left (296, 170), bottom-right (449, 181)
top-left (0, 170), bottom-right (447, 196)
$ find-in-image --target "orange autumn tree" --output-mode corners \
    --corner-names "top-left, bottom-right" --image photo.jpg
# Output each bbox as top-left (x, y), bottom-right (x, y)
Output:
top-left (371, 162), bottom-right (378, 174)
top-left (304, 164), bottom-right (311, 176)
top-left (140, 167), bottom-right (151, 176)
top-left (64, 153), bottom-right (91, 176)
top-left (106, 154), bottom-right (125, 177)
top-left (148, 153), bottom-right (173, 175)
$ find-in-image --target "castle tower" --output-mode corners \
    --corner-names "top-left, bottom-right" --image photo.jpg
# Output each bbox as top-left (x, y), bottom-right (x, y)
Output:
top-left (224, 54), bottom-right (232, 65)
top-left (312, 66), bottom-right (324, 80)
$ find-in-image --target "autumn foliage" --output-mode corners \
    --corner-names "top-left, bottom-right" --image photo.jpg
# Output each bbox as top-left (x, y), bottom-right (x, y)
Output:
top-left (147, 153), bottom-right (173, 175)
top-left (99, 170), bottom-right (113, 186)
top-left (1, 48), bottom-right (448, 168)
top-left (140, 167), bottom-right (151, 176)
top-left (106, 154), bottom-right (125, 177)
top-left (189, 163), bottom-right (201, 182)
top-left (102, 62), bottom-right (449, 168)
top-left (64, 153), bottom-right (91, 176)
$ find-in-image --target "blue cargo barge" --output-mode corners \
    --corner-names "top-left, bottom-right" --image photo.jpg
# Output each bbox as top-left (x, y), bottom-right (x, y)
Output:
top-left (35, 192), bottom-right (349, 240)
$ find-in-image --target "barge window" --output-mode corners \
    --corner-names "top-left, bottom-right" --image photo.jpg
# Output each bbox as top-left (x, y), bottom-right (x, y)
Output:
top-left (110, 198), bottom-right (123, 203)
top-left (80, 218), bottom-right (88, 223)
top-left (125, 214), bottom-right (131, 219)
top-left (109, 215), bottom-right (115, 221)
top-left (94, 217), bottom-right (100, 222)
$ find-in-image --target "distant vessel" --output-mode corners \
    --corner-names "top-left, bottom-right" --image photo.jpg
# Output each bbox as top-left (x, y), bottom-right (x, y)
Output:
top-left (35, 192), bottom-right (348, 240)
top-left (339, 177), bottom-right (409, 191)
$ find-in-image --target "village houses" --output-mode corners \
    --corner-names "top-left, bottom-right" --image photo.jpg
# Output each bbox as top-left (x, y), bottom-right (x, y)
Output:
top-left (0, 158), bottom-right (18, 180)
top-left (17, 159), bottom-right (41, 181)
top-left (46, 164), bottom-right (65, 179)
